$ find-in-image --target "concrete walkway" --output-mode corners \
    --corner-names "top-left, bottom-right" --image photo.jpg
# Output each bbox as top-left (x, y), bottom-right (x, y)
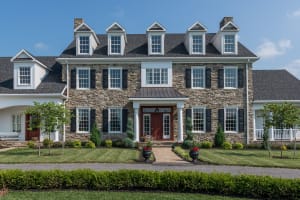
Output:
top-left (152, 147), bottom-right (189, 165)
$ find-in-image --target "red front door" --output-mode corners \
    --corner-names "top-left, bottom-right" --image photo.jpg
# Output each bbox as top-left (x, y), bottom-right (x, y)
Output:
top-left (151, 113), bottom-right (163, 140)
top-left (25, 114), bottom-right (40, 141)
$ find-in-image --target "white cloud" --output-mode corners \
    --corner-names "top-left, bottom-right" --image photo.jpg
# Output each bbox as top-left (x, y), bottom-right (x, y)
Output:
top-left (34, 42), bottom-right (48, 51)
top-left (284, 59), bottom-right (300, 79)
top-left (256, 39), bottom-right (292, 59)
top-left (287, 8), bottom-right (300, 17)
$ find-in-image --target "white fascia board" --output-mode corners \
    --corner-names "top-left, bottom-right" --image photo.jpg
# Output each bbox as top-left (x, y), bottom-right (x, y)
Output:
top-left (253, 100), bottom-right (300, 103)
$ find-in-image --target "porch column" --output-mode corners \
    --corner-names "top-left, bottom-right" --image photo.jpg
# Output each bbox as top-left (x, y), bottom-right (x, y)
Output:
top-left (290, 128), bottom-right (294, 141)
top-left (269, 126), bottom-right (274, 141)
top-left (253, 110), bottom-right (256, 141)
top-left (177, 102), bottom-right (184, 143)
top-left (54, 130), bottom-right (59, 142)
top-left (133, 102), bottom-right (140, 142)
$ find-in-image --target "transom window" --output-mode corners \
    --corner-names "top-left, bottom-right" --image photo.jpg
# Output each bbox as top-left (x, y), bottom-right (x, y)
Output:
top-left (225, 108), bottom-right (237, 132)
top-left (192, 108), bottom-right (205, 132)
top-left (224, 35), bottom-right (235, 53)
top-left (109, 68), bottom-right (122, 89)
top-left (192, 35), bottom-right (203, 53)
top-left (77, 68), bottom-right (90, 89)
top-left (143, 114), bottom-right (151, 136)
top-left (18, 67), bottom-right (31, 85)
top-left (109, 108), bottom-right (122, 133)
top-left (224, 67), bottom-right (237, 88)
top-left (151, 35), bottom-right (162, 53)
top-left (77, 108), bottom-right (90, 133)
top-left (110, 35), bottom-right (121, 54)
top-left (192, 67), bottom-right (205, 88)
top-left (12, 114), bottom-right (21, 132)
top-left (146, 68), bottom-right (168, 85)
top-left (79, 36), bottom-right (90, 54)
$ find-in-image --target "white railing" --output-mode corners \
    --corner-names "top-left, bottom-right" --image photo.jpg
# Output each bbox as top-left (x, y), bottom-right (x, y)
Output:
top-left (255, 129), bottom-right (299, 141)
top-left (255, 129), bottom-right (264, 140)
top-left (273, 129), bottom-right (291, 140)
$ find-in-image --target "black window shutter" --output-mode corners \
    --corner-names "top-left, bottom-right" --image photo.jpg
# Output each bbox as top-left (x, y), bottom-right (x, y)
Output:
top-left (70, 109), bottom-right (76, 132)
top-left (122, 69), bottom-right (128, 89)
top-left (238, 68), bottom-right (244, 88)
top-left (205, 68), bottom-right (211, 88)
top-left (102, 69), bottom-right (108, 89)
top-left (218, 68), bottom-right (224, 88)
top-left (90, 109), bottom-right (96, 131)
top-left (102, 109), bottom-right (108, 132)
top-left (122, 108), bottom-right (128, 132)
top-left (206, 109), bottom-right (212, 132)
top-left (71, 69), bottom-right (76, 89)
top-left (186, 108), bottom-right (192, 132)
top-left (238, 109), bottom-right (245, 132)
top-left (218, 109), bottom-right (224, 130)
top-left (185, 68), bottom-right (191, 88)
top-left (90, 69), bottom-right (96, 89)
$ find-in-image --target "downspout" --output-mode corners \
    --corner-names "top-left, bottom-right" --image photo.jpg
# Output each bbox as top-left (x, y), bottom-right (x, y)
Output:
top-left (246, 59), bottom-right (250, 144)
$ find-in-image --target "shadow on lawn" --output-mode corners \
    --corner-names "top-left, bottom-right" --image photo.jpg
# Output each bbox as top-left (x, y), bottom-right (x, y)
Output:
top-left (217, 151), bottom-right (257, 157)
top-left (3, 150), bottom-right (63, 157)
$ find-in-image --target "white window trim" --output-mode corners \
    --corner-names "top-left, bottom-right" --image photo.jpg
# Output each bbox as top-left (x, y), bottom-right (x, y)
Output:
top-left (76, 34), bottom-right (92, 56)
top-left (163, 113), bottom-right (171, 139)
top-left (224, 66), bottom-right (238, 89)
top-left (222, 33), bottom-right (238, 54)
top-left (108, 67), bottom-right (123, 90)
top-left (148, 33), bottom-right (165, 55)
top-left (192, 107), bottom-right (206, 133)
top-left (191, 66), bottom-right (205, 89)
top-left (190, 33), bottom-right (205, 55)
top-left (76, 107), bottom-right (90, 134)
top-left (76, 67), bottom-right (90, 90)
top-left (108, 34), bottom-right (123, 55)
top-left (143, 114), bottom-right (151, 136)
top-left (108, 107), bottom-right (122, 134)
top-left (17, 66), bottom-right (32, 86)
top-left (141, 62), bottom-right (172, 87)
top-left (224, 107), bottom-right (238, 133)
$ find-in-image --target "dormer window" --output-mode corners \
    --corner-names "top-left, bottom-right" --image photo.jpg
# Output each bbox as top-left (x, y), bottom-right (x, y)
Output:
top-left (18, 67), bottom-right (31, 85)
top-left (224, 34), bottom-right (235, 53)
top-left (106, 22), bottom-right (126, 56)
top-left (110, 35), bottom-right (121, 54)
top-left (147, 22), bottom-right (166, 55)
top-left (79, 36), bottom-right (90, 54)
top-left (192, 35), bottom-right (203, 54)
top-left (151, 35), bottom-right (162, 53)
top-left (185, 22), bottom-right (207, 55)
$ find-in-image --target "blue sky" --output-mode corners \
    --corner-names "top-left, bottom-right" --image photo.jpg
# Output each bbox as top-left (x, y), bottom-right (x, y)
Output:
top-left (1, 0), bottom-right (300, 78)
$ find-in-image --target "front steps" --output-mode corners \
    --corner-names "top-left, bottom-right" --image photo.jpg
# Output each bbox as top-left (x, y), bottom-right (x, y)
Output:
top-left (138, 141), bottom-right (178, 148)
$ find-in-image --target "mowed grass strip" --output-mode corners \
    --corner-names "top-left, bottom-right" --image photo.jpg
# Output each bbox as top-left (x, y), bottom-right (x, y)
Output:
top-left (175, 147), bottom-right (300, 168)
top-left (2, 191), bottom-right (252, 200)
top-left (0, 148), bottom-right (140, 163)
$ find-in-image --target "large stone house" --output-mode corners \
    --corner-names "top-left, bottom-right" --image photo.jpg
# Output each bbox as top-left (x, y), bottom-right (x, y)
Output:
top-left (0, 17), bottom-right (299, 144)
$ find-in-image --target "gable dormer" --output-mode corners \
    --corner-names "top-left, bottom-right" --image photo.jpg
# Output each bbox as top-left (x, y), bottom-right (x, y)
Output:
top-left (11, 49), bottom-right (50, 90)
top-left (106, 22), bottom-right (126, 56)
top-left (185, 22), bottom-right (207, 55)
top-left (74, 18), bottom-right (99, 56)
top-left (212, 17), bottom-right (239, 55)
top-left (146, 22), bottom-right (166, 55)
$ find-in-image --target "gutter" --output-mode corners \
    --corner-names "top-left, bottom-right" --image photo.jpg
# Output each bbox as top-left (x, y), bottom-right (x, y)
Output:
top-left (253, 100), bottom-right (300, 103)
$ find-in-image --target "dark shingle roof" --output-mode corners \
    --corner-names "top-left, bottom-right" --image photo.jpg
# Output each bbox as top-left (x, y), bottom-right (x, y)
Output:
top-left (253, 70), bottom-right (300, 101)
top-left (130, 87), bottom-right (187, 99)
top-left (59, 33), bottom-right (257, 58)
top-left (0, 57), bottom-right (66, 94)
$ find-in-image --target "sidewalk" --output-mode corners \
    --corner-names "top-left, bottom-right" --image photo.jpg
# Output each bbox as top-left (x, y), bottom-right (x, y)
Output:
top-left (152, 147), bottom-right (190, 165)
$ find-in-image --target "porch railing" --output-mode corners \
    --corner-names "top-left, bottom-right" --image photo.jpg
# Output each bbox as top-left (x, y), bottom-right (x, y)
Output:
top-left (255, 129), bottom-right (299, 141)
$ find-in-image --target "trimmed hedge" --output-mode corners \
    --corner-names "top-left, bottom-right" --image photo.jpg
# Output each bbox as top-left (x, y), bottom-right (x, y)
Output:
top-left (0, 170), bottom-right (298, 199)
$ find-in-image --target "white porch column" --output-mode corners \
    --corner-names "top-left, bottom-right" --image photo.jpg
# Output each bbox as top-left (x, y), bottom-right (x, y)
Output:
top-left (290, 128), bottom-right (294, 141)
top-left (54, 130), bottom-right (59, 142)
top-left (177, 102), bottom-right (184, 143)
top-left (253, 110), bottom-right (256, 141)
top-left (270, 126), bottom-right (274, 141)
top-left (133, 102), bottom-right (140, 142)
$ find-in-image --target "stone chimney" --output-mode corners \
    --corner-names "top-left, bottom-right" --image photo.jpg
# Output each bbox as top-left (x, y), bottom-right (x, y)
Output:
top-left (220, 17), bottom-right (233, 29)
top-left (74, 18), bottom-right (84, 29)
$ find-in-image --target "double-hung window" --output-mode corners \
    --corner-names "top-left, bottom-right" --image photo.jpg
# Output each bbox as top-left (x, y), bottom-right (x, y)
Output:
top-left (225, 107), bottom-right (238, 132)
top-left (224, 67), bottom-right (237, 88)
top-left (109, 108), bottom-right (122, 133)
top-left (224, 35), bottom-right (235, 53)
top-left (151, 35), bottom-right (162, 53)
top-left (12, 114), bottom-right (21, 132)
top-left (192, 67), bottom-right (205, 88)
top-left (77, 68), bottom-right (90, 89)
top-left (77, 108), bottom-right (90, 133)
top-left (109, 68), bottom-right (122, 89)
top-left (192, 107), bottom-right (205, 132)
top-left (79, 36), bottom-right (90, 54)
top-left (192, 35), bottom-right (203, 54)
top-left (146, 68), bottom-right (168, 85)
top-left (18, 67), bottom-right (31, 85)
top-left (110, 35), bottom-right (121, 54)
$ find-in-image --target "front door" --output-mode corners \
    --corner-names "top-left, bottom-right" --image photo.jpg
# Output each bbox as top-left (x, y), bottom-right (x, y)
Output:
top-left (25, 114), bottom-right (40, 141)
top-left (151, 113), bottom-right (163, 140)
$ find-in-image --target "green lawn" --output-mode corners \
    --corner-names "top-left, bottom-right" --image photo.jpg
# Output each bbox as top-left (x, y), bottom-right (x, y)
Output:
top-left (1, 191), bottom-right (251, 200)
top-left (0, 148), bottom-right (140, 163)
top-left (174, 146), bottom-right (300, 168)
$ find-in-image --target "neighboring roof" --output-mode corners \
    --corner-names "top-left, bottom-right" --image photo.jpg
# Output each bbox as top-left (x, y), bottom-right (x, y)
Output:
top-left (0, 57), bottom-right (66, 94)
top-left (59, 33), bottom-right (257, 58)
top-left (130, 87), bottom-right (187, 99)
top-left (253, 70), bottom-right (300, 101)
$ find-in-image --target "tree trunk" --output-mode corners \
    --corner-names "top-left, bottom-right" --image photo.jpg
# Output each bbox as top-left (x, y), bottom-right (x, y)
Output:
top-left (48, 133), bottom-right (51, 156)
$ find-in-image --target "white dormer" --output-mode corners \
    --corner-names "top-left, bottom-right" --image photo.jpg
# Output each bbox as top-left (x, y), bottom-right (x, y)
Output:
top-left (185, 22), bottom-right (207, 55)
top-left (212, 17), bottom-right (239, 55)
top-left (74, 18), bottom-right (100, 56)
top-left (11, 49), bottom-right (50, 90)
top-left (146, 22), bottom-right (166, 55)
top-left (106, 22), bottom-right (126, 56)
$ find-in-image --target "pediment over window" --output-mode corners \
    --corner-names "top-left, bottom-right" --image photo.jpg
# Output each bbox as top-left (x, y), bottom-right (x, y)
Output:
top-left (11, 49), bottom-right (49, 70)
top-left (106, 22), bottom-right (126, 32)
top-left (75, 23), bottom-right (93, 32)
top-left (188, 22), bottom-right (207, 32)
top-left (220, 21), bottom-right (239, 32)
top-left (147, 22), bottom-right (166, 32)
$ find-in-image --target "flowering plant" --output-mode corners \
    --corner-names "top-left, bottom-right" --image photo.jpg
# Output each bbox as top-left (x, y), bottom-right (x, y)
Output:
top-left (143, 146), bottom-right (152, 151)
top-left (191, 146), bottom-right (199, 152)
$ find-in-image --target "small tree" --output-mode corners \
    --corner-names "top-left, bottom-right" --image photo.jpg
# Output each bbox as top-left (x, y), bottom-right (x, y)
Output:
top-left (126, 118), bottom-right (134, 140)
top-left (214, 124), bottom-right (225, 148)
top-left (185, 117), bottom-right (193, 141)
top-left (25, 101), bottom-right (70, 156)
top-left (90, 123), bottom-right (101, 147)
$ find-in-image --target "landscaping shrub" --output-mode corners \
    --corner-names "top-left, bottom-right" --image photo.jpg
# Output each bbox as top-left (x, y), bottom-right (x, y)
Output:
top-left (72, 140), bottom-right (81, 148)
top-left (105, 139), bottom-right (112, 148)
top-left (287, 143), bottom-right (300, 150)
top-left (0, 169), bottom-right (298, 199)
top-left (280, 145), bottom-right (287, 151)
top-left (52, 142), bottom-right (63, 148)
top-left (232, 142), bottom-right (244, 150)
top-left (126, 118), bottom-right (134, 140)
top-left (214, 124), bottom-right (225, 147)
top-left (123, 137), bottom-right (135, 148)
top-left (27, 141), bottom-right (35, 149)
top-left (85, 140), bottom-right (96, 149)
top-left (245, 143), bottom-right (263, 149)
top-left (113, 139), bottom-right (124, 147)
top-left (222, 141), bottom-right (232, 150)
top-left (90, 123), bottom-right (101, 147)
top-left (64, 140), bottom-right (73, 148)
top-left (181, 140), bottom-right (194, 149)
top-left (42, 138), bottom-right (53, 148)
top-left (201, 141), bottom-right (213, 149)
